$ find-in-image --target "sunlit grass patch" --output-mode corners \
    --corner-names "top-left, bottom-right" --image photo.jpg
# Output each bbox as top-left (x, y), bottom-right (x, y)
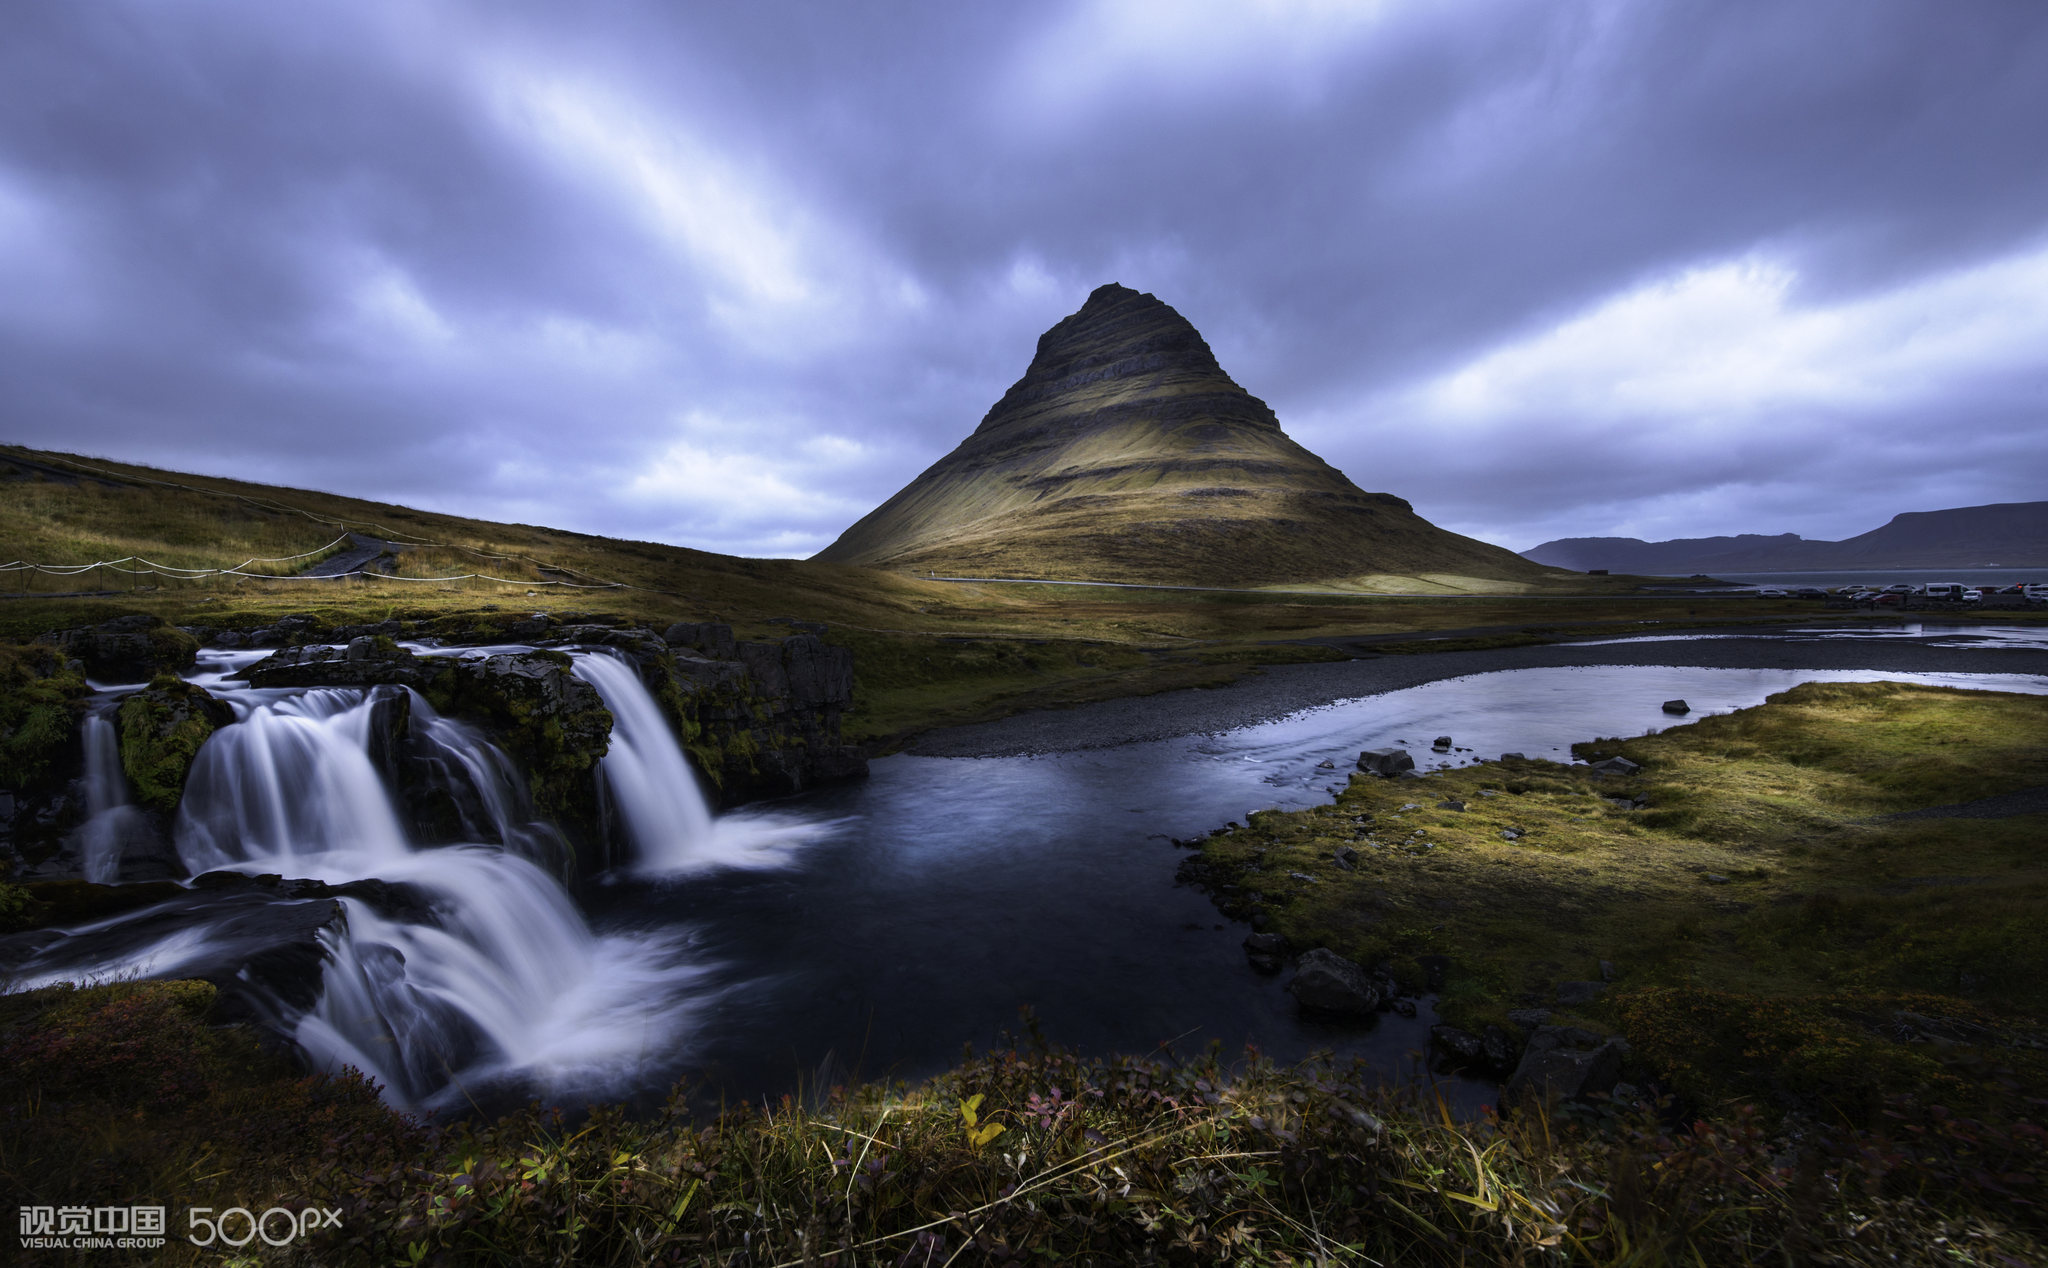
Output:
top-left (1187, 682), bottom-right (2048, 1117)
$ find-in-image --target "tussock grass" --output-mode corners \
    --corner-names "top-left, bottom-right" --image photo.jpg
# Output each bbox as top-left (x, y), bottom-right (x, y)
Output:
top-left (9, 985), bottom-right (2038, 1265)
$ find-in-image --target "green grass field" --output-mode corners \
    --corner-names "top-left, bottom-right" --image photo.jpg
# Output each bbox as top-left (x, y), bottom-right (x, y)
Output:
top-left (1190, 682), bottom-right (2048, 1115)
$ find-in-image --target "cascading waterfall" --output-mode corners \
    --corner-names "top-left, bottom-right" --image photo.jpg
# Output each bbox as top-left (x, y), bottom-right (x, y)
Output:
top-left (168, 685), bottom-right (698, 1108)
top-left (406, 693), bottom-right (574, 878)
top-left (70, 709), bottom-right (151, 883)
top-left (569, 653), bottom-right (714, 866)
top-left (177, 688), bottom-right (411, 872)
top-left (571, 651), bottom-right (834, 875)
top-left (10, 644), bottom-right (836, 1109)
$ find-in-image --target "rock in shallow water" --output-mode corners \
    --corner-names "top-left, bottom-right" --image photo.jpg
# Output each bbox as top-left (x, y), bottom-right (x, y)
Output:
top-left (1356, 747), bottom-right (1415, 777)
top-left (1286, 947), bottom-right (1381, 1015)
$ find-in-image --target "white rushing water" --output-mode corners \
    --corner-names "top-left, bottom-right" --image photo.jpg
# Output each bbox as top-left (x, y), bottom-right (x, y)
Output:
top-left (12, 648), bottom-right (836, 1108)
top-left (70, 710), bottom-right (151, 883)
top-left (571, 651), bottom-right (831, 876)
top-left (166, 682), bottom-right (702, 1108)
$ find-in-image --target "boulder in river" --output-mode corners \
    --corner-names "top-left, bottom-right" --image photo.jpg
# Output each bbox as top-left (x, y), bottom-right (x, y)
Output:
top-left (1662, 699), bottom-right (1691, 715)
top-left (1432, 736), bottom-right (1453, 750)
top-left (1287, 947), bottom-right (1381, 1015)
top-left (1243, 931), bottom-right (1288, 974)
top-left (1356, 747), bottom-right (1415, 777)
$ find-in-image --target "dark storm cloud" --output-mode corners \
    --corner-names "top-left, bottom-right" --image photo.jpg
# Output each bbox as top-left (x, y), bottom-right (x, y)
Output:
top-left (4, 0), bottom-right (2045, 559)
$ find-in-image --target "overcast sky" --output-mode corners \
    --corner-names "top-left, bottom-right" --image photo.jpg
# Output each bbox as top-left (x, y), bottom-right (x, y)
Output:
top-left (4, 1), bottom-right (2045, 557)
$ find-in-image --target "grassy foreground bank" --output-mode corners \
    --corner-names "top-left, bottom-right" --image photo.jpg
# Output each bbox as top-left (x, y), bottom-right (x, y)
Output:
top-left (3, 979), bottom-right (2038, 1266)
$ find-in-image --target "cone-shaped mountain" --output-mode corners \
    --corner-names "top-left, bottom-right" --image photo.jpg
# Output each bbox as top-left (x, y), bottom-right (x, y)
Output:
top-left (817, 284), bottom-right (1551, 589)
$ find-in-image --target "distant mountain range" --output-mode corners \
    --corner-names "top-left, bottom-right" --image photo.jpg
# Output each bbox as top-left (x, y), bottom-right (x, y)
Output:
top-left (1522, 502), bottom-right (2048, 574)
top-left (817, 284), bottom-right (1558, 591)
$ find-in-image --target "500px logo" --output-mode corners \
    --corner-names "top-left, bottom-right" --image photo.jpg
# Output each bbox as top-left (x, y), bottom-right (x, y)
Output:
top-left (187, 1206), bottom-right (343, 1248)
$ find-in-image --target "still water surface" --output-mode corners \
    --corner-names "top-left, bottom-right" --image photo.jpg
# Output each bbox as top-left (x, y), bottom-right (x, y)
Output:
top-left (593, 660), bottom-right (2048, 1110)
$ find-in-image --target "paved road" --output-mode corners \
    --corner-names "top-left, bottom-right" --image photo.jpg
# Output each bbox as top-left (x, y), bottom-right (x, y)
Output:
top-left (300, 532), bottom-right (400, 577)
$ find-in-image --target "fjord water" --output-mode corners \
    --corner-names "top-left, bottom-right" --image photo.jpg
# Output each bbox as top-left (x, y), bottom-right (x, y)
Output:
top-left (20, 638), bottom-right (2048, 1113)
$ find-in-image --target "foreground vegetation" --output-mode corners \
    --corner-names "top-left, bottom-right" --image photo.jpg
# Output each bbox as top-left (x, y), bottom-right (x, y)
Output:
top-left (4, 979), bottom-right (2039, 1266)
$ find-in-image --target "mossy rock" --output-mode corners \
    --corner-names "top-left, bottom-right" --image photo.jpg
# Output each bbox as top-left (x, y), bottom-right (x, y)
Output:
top-left (37, 614), bottom-right (199, 681)
top-left (0, 642), bottom-right (90, 792)
top-left (117, 677), bottom-right (234, 815)
top-left (423, 651), bottom-right (611, 829)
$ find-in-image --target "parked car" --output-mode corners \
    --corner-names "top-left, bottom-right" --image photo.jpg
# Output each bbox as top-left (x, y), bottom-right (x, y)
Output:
top-left (1792, 586), bottom-right (1828, 598)
top-left (1873, 591), bottom-right (1907, 606)
top-left (1883, 583), bottom-right (1916, 594)
top-left (1922, 583), bottom-right (1964, 601)
top-left (2026, 584), bottom-right (2048, 601)
top-left (1755, 587), bottom-right (1789, 598)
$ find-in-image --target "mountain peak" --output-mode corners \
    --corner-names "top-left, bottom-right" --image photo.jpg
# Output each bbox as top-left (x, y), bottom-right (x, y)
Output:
top-left (973, 283), bottom-right (1246, 438)
top-left (817, 287), bottom-right (1548, 589)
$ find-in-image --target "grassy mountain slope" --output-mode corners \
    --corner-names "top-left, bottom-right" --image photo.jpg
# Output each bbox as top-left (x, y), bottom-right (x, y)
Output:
top-left (0, 442), bottom-right (1706, 746)
top-left (817, 284), bottom-right (1566, 592)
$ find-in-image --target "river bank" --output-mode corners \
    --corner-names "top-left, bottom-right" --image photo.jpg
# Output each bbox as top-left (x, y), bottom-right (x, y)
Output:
top-left (910, 622), bottom-right (2048, 756)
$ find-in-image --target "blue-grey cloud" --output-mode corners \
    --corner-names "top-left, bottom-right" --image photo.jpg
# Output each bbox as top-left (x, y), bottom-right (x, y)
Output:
top-left (3, 0), bottom-right (2045, 558)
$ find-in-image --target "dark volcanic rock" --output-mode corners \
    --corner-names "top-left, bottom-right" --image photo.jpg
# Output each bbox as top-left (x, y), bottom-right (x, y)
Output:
top-left (1506, 1026), bottom-right (1627, 1104)
top-left (424, 650), bottom-right (613, 829)
top-left (647, 632), bottom-right (865, 806)
top-left (1357, 747), bottom-right (1415, 777)
top-left (1243, 931), bottom-right (1288, 974)
top-left (37, 615), bottom-right (199, 682)
top-left (1287, 947), bottom-right (1381, 1015)
top-left (239, 639), bottom-right (431, 689)
top-left (1430, 1023), bottom-right (1522, 1079)
top-left (664, 621), bottom-right (739, 659)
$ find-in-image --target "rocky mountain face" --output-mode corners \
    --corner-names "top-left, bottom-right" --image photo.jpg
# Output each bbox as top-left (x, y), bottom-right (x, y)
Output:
top-left (1524, 501), bottom-right (2048, 574)
top-left (817, 284), bottom-right (1552, 590)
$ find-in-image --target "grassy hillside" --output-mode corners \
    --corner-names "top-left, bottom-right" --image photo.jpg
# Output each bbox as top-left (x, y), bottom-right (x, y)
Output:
top-left (2, 442), bottom-right (1813, 746)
